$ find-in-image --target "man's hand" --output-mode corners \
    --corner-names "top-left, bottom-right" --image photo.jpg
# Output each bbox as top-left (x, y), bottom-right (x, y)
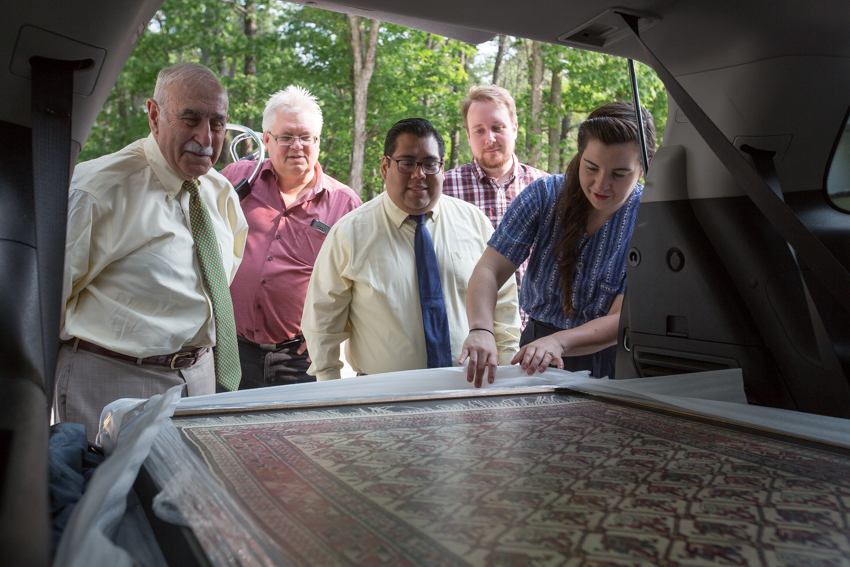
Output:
top-left (296, 341), bottom-right (311, 363)
top-left (458, 329), bottom-right (498, 388)
top-left (511, 335), bottom-right (565, 375)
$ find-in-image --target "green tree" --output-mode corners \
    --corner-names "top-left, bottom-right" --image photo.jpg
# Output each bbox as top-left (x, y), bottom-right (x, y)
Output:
top-left (80, 1), bottom-right (667, 197)
top-left (80, 0), bottom-right (283, 162)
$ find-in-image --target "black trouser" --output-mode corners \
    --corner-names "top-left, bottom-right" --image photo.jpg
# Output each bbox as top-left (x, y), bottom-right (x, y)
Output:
top-left (236, 335), bottom-right (315, 390)
top-left (520, 318), bottom-right (617, 379)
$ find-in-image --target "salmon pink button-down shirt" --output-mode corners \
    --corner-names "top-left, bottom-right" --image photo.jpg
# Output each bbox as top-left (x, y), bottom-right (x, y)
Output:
top-left (221, 159), bottom-right (361, 345)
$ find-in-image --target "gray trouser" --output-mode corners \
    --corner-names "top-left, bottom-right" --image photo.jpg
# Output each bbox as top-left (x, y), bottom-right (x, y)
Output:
top-left (53, 343), bottom-right (214, 443)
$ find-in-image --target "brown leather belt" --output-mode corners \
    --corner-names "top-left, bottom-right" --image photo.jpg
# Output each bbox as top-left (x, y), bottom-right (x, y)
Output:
top-left (63, 338), bottom-right (208, 370)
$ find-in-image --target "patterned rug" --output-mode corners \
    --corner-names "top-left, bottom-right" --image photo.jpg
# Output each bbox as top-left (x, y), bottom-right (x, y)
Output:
top-left (176, 395), bottom-right (850, 566)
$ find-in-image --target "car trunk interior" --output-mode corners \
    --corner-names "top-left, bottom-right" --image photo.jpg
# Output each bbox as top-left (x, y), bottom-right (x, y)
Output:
top-left (2, 0), bottom-right (850, 563)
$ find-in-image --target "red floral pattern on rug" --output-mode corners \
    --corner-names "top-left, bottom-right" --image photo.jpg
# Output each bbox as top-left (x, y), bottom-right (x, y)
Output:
top-left (178, 396), bottom-right (850, 566)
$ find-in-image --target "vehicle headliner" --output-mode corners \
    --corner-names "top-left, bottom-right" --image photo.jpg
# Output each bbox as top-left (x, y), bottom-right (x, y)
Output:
top-left (3, 0), bottom-right (850, 150)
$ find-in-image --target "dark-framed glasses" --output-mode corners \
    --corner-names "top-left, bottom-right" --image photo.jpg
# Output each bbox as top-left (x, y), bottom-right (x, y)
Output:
top-left (269, 133), bottom-right (319, 146)
top-left (385, 156), bottom-right (444, 175)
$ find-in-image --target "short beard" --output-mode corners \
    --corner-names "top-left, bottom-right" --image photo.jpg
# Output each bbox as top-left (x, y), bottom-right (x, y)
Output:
top-left (476, 148), bottom-right (512, 171)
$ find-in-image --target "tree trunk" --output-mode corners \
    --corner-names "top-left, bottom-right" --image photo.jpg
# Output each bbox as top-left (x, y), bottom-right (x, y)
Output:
top-left (347, 15), bottom-right (380, 196)
top-left (527, 40), bottom-right (544, 168)
top-left (322, 136), bottom-right (335, 171)
top-left (243, 0), bottom-right (257, 130)
top-left (367, 168), bottom-right (378, 200)
top-left (449, 129), bottom-right (460, 170)
top-left (421, 34), bottom-right (435, 108)
top-left (547, 69), bottom-right (562, 173)
top-left (492, 35), bottom-right (508, 86)
top-left (511, 38), bottom-right (527, 106)
top-left (244, 1), bottom-right (256, 76)
top-left (449, 47), bottom-right (466, 170)
top-left (560, 115), bottom-right (571, 172)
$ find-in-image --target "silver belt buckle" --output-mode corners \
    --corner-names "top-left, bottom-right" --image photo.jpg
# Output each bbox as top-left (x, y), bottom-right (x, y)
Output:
top-left (259, 343), bottom-right (277, 351)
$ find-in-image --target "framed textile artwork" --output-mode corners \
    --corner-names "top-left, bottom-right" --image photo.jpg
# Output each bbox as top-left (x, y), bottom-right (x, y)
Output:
top-left (173, 393), bottom-right (850, 566)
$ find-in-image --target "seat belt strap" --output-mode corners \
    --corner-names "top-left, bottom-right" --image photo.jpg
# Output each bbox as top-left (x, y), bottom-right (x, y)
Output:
top-left (743, 145), bottom-right (846, 377)
top-left (619, 13), bottom-right (850, 316)
top-left (31, 57), bottom-right (85, 407)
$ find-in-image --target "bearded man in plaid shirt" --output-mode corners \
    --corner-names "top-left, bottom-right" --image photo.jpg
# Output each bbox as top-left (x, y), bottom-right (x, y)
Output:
top-left (443, 85), bottom-right (547, 327)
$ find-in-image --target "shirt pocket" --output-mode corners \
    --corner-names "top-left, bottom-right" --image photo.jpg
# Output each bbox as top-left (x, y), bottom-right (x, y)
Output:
top-left (593, 279), bottom-right (623, 317)
top-left (450, 250), bottom-right (483, 293)
top-left (291, 221), bottom-right (328, 267)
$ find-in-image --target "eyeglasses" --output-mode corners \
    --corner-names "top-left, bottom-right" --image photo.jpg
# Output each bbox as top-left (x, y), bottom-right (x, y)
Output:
top-left (384, 156), bottom-right (444, 175)
top-left (269, 133), bottom-right (318, 146)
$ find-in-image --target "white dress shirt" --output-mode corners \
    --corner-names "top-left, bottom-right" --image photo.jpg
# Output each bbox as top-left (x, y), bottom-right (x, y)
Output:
top-left (60, 134), bottom-right (248, 357)
top-left (302, 192), bottom-right (520, 380)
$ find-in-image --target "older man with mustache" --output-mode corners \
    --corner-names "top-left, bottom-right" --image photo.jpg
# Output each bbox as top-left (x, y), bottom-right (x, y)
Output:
top-left (54, 63), bottom-right (248, 441)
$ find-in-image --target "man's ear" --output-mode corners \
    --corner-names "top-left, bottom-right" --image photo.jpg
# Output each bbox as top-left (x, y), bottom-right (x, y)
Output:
top-left (147, 99), bottom-right (160, 136)
top-left (380, 156), bottom-right (389, 181)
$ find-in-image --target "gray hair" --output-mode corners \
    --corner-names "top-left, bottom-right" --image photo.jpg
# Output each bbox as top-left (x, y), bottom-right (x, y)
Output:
top-left (262, 85), bottom-right (323, 135)
top-left (153, 63), bottom-right (227, 115)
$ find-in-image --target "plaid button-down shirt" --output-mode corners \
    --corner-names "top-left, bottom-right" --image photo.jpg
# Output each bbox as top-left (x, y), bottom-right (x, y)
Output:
top-left (443, 156), bottom-right (548, 327)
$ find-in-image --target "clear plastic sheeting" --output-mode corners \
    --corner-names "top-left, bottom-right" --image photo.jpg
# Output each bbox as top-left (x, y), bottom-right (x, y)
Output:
top-left (64, 365), bottom-right (850, 567)
top-left (172, 365), bottom-right (740, 415)
top-left (144, 423), bottom-right (294, 566)
top-left (174, 365), bottom-right (583, 415)
top-left (573, 370), bottom-right (850, 449)
top-left (53, 386), bottom-right (182, 567)
top-left (172, 366), bottom-right (850, 449)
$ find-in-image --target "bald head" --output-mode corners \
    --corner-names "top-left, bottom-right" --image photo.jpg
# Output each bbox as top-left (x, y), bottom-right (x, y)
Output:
top-left (153, 63), bottom-right (228, 116)
top-left (146, 63), bottom-right (229, 180)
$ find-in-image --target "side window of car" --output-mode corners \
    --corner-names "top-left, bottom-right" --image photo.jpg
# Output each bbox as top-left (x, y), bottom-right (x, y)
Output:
top-left (826, 115), bottom-right (850, 212)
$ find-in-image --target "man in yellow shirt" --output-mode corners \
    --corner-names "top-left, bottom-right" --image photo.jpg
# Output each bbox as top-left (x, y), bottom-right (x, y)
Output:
top-left (55, 63), bottom-right (248, 441)
top-left (301, 118), bottom-right (519, 380)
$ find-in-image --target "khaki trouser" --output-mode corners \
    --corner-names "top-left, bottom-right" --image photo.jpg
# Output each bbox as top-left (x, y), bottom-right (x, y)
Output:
top-left (53, 343), bottom-right (214, 443)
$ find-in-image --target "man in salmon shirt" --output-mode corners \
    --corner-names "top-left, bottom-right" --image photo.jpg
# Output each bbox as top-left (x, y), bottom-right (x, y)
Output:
top-left (221, 85), bottom-right (361, 389)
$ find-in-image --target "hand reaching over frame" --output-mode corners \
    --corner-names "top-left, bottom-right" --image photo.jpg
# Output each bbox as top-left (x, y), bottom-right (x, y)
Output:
top-left (511, 334), bottom-right (565, 376)
top-left (458, 328), bottom-right (498, 389)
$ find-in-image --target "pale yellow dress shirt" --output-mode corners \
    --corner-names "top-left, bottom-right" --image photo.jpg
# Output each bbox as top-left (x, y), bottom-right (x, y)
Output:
top-left (302, 192), bottom-right (520, 380)
top-left (59, 134), bottom-right (249, 357)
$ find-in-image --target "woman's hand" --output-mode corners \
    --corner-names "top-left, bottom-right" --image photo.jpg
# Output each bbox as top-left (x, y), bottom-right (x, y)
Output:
top-left (511, 296), bottom-right (624, 376)
top-left (511, 334), bottom-right (565, 375)
top-left (458, 329), bottom-right (498, 388)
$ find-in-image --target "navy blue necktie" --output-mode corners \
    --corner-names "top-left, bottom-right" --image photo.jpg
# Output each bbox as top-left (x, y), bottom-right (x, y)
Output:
top-left (411, 214), bottom-right (453, 368)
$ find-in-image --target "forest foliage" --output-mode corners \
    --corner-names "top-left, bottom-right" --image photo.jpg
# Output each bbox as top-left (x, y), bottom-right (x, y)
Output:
top-left (81, 0), bottom-right (668, 199)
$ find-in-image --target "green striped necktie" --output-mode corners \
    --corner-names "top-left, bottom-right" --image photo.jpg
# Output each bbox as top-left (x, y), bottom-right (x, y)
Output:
top-left (183, 179), bottom-right (241, 391)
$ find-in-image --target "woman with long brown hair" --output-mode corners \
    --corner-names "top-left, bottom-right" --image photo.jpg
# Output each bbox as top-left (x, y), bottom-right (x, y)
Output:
top-left (459, 102), bottom-right (656, 386)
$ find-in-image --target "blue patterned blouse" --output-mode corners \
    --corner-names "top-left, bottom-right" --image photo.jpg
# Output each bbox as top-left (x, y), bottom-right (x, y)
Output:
top-left (488, 174), bottom-right (643, 330)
